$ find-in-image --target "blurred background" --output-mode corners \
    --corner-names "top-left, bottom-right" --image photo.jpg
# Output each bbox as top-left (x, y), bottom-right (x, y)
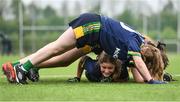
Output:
top-left (0, 0), bottom-right (180, 56)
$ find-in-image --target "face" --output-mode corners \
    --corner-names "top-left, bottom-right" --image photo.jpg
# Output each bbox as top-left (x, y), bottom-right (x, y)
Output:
top-left (100, 62), bottom-right (115, 77)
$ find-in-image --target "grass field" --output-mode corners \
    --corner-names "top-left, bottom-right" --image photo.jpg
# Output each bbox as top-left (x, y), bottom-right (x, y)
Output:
top-left (0, 53), bottom-right (180, 101)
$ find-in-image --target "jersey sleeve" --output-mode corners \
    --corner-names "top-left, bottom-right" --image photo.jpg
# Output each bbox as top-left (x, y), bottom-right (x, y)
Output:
top-left (128, 36), bottom-right (142, 57)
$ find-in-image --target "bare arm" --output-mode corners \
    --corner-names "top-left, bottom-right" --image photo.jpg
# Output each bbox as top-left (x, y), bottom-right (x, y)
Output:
top-left (36, 48), bottom-right (86, 68)
top-left (76, 62), bottom-right (84, 79)
top-left (133, 56), bottom-right (152, 82)
top-left (130, 67), bottom-right (144, 83)
top-left (76, 56), bottom-right (88, 79)
top-left (67, 56), bottom-right (88, 82)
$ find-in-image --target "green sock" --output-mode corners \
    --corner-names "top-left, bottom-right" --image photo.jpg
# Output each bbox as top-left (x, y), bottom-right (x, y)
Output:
top-left (22, 60), bottom-right (34, 72)
top-left (12, 61), bottom-right (20, 67)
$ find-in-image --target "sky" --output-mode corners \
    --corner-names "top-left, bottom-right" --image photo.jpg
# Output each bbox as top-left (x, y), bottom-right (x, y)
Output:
top-left (22, 0), bottom-right (177, 16)
top-left (21, 0), bottom-right (171, 14)
top-left (3, 0), bottom-right (180, 20)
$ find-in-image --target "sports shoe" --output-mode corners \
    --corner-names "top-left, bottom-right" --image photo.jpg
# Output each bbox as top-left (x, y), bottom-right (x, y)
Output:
top-left (14, 64), bottom-right (28, 84)
top-left (163, 72), bottom-right (177, 82)
top-left (26, 68), bottom-right (39, 82)
top-left (2, 62), bottom-right (16, 83)
top-left (2, 63), bottom-right (28, 84)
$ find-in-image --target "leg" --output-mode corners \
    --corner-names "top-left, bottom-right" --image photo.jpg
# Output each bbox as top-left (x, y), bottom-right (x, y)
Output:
top-left (20, 27), bottom-right (76, 66)
top-left (26, 48), bottom-right (87, 82)
top-left (2, 27), bottom-right (77, 84)
top-left (36, 48), bottom-right (87, 68)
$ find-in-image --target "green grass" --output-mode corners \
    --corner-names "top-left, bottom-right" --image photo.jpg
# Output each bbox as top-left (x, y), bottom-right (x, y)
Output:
top-left (0, 53), bottom-right (180, 101)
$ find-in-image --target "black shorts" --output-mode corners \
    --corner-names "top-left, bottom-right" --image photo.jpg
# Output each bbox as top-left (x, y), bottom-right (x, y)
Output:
top-left (69, 13), bottom-right (103, 54)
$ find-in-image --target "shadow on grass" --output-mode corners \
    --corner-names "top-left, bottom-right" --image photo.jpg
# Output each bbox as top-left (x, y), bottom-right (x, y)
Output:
top-left (31, 77), bottom-right (90, 85)
top-left (1, 75), bottom-right (137, 86)
top-left (30, 77), bottom-right (137, 85)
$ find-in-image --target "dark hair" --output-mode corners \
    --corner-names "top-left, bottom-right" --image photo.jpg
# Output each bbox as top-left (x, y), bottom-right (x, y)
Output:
top-left (97, 51), bottom-right (122, 82)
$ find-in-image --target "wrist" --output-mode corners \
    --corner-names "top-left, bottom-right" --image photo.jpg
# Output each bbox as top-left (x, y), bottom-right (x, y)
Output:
top-left (144, 79), bottom-right (153, 83)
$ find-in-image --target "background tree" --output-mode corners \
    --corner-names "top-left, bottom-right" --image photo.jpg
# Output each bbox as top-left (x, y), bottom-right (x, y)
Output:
top-left (161, 0), bottom-right (177, 39)
top-left (61, 0), bottom-right (68, 24)
top-left (0, 0), bottom-right (7, 18)
top-left (10, 0), bottom-right (19, 19)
